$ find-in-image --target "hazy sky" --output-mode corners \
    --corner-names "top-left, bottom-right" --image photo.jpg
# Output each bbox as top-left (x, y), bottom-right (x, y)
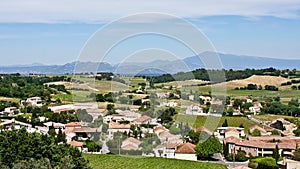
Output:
top-left (0, 0), bottom-right (300, 66)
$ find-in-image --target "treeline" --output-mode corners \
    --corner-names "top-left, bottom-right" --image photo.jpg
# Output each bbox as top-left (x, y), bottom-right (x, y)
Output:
top-left (0, 75), bottom-right (70, 99)
top-left (147, 67), bottom-right (298, 84)
top-left (236, 84), bottom-right (278, 91)
top-left (95, 72), bottom-right (126, 84)
top-left (0, 128), bottom-right (90, 168)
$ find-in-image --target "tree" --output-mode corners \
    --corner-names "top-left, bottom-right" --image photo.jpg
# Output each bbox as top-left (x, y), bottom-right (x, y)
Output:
top-left (272, 144), bottom-right (280, 162)
top-left (195, 136), bottom-right (222, 160)
top-left (0, 128), bottom-right (89, 168)
top-left (222, 119), bottom-right (228, 127)
top-left (56, 128), bottom-right (66, 143)
top-left (271, 130), bottom-right (281, 136)
top-left (251, 129), bottom-right (261, 137)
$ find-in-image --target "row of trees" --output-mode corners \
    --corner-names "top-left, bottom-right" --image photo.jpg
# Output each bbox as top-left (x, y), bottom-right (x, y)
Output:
top-left (236, 84), bottom-right (278, 91)
top-left (0, 128), bottom-right (90, 168)
top-left (148, 67), bottom-right (293, 84)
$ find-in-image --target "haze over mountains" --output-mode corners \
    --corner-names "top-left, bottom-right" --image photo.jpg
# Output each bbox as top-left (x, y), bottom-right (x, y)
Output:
top-left (1, 52), bottom-right (300, 75)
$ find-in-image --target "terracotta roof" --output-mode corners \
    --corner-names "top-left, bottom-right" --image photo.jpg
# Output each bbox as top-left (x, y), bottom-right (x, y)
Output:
top-left (194, 126), bottom-right (212, 135)
top-left (122, 144), bottom-right (139, 150)
top-left (249, 125), bottom-right (267, 134)
top-left (123, 137), bottom-right (142, 145)
top-left (65, 122), bottom-right (83, 127)
top-left (154, 126), bottom-right (166, 133)
top-left (166, 142), bottom-right (181, 149)
top-left (225, 128), bottom-right (239, 133)
top-left (175, 142), bottom-right (196, 154)
top-left (67, 140), bottom-right (84, 147)
top-left (73, 127), bottom-right (100, 133)
top-left (108, 122), bottom-right (131, 129)
top-left (134, 115), bottom-right (151, 123)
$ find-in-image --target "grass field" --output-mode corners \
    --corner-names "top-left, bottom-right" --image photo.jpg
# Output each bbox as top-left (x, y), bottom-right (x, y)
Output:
top-left (175, 115), bottom-right (259, 133)
top-left (253, 114), bottom-right (293, 122)
top-left (83, 154), bottom-right (226, 169)
top-left (0, 97), bottom-right (20, 103)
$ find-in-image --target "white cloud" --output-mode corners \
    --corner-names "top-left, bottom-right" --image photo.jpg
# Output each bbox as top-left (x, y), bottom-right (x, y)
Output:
top-left (0, 0), bottom-right (299, 23)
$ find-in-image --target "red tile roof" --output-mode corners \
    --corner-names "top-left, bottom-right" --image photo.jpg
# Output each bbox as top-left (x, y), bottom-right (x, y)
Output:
top-left (175, 142), bottom-right (196, 154)
top-left (108, 122), bottom-right (131, 129)
top-left (134, 115), bottom-right (151, 123)
top-left (67, 140), bottom-right (84, 147)
top-left (65, 122), bottom-right (83, 127)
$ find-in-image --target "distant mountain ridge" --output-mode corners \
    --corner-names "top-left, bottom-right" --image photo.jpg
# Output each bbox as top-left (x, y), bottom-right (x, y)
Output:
top-left (1, 52), bottom-right (300, 75)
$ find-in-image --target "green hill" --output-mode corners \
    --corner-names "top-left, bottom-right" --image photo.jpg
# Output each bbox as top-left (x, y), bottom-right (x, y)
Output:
top-left (84, 154), bottom-right (226, 169)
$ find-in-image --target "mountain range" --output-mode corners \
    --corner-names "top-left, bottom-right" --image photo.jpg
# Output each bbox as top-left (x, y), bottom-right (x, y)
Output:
top-left (1, 52), bottom-right (300, 75)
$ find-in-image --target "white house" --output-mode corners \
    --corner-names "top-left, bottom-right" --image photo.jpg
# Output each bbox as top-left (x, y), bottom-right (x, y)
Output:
top-left (174, 142), bottom-right (197, 161)
top-left (24, 97), bottom-right (42, 107)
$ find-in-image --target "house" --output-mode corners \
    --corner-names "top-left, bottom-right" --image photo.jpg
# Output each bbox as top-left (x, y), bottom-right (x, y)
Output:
top-left (174, 142), bottom-right (197, 161)
top-left (217, 127), bottom-right (245, 139)
top-left (278, 159), bottom-right (300, 169)
top-left (48, 104), bottom-right (75, 113)
top-left (200, 96), bottom-right (211, 105)
top-left (158, 131), bottom-right (182, 144)
top-left (161, 101), bottom-right (178, 107)
top-left (224, 128), bottom-right (240, 138)
top-left (185, 104), bottom-right (203, 115)
top-left (117, 110), bottom-right (141, 121)
top-left (107, 122), bottom-right (130, 140)
top-left (249, 101), bottom-right (262, 115)
top-left (43, 121), bottom-right (65, 129)
top-left (154, 126), bottom-right (167, 135)
top-left (3, 107), bottom-right (18, 116)
top-left (67, 140), bottom-right (86, 152)
top-left (121, 137), bottom-right (142, 150)
top-left (133, 115), bottom-right (153, 125)
top-left (224, 136), bottom-right (300, 157)
top-left (23, 97), bottom-right (42, 107)
top-left (73, 127), bottom-right (101, 140)
top-left (194, 126), bottom-right (213, 135)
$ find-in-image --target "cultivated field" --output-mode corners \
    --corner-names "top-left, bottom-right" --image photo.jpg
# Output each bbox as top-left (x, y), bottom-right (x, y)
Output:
top-left (84, 154), bottom-right (226, 169)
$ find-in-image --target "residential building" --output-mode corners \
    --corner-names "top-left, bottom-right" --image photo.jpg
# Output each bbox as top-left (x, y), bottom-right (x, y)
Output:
top-left (174, 142), bottom-right (197, 161)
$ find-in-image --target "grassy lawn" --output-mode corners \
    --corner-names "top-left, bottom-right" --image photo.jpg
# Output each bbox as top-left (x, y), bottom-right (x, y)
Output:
top-left (83, 154), bottom-right (226, 169)
top-left (253, 114), bottom-right (293, 122)
top-left (175, 115), bottom-right (259, 133)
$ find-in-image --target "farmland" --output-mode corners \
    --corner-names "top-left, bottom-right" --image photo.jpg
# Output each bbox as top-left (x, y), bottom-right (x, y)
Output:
top-left (84, 154), bottom-right (226, 169)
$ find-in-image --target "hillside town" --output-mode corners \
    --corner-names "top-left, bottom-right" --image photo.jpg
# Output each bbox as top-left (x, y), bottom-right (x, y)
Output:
top-left (2, 82), bottom-right (300, 169)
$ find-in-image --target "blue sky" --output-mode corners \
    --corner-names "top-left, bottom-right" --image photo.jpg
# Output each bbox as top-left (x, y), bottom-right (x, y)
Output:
top-left (0, 1), bottom-right (300, 66)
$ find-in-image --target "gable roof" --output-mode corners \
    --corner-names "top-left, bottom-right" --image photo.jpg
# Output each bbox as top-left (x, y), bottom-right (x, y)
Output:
top-left (194, 126), bottom-right (212, 135)
top-left (249, 125), bottom-right (267, 134)
top-left (65, 122), bottom-right (83, 127)
top-left (67, 140), bottom-right (84, 147)
top-left (225, 128), bottom-right (239, 133)
top-left (123, 137), bottom-right (142, 145)
top-left (134, 115), bottom-right (151, 123)
top-left (108, 122), bottom-right (131, 129)
top-left (175, 142), bottom-right (196, 154)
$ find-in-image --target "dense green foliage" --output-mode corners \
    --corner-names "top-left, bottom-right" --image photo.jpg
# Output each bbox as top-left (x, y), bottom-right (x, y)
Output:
top-left (148, 67), bottom-right (288, 84)
top-left (0, 128), bottom-right (89, 168)
top-left (249, 157), bottom-right (279, 169)
top-left (0, 75), bottom-right (69, 99)
top-left (194, 136), bottom-right (222, 160)
top-left (226, 150), bottom-right (248, 162)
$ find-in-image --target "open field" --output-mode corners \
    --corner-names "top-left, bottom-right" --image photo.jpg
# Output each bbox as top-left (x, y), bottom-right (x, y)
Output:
top-left (253, 114), bottom-right (293, 122)
top-left (215, 75), bottom-right (289, 90)
top-left (155, 79), bottom-right (208, 88)
top-left (0, 97), bottom-right (20, 103)
top-left (83, 154), bottom-right (226, 169)
top-left (175, 115), bottom-right (259, 133)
